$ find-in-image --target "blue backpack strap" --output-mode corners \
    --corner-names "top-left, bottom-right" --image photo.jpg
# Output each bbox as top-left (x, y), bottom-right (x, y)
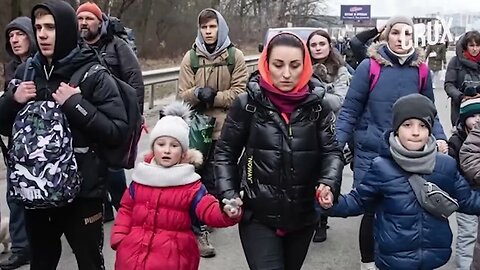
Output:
top-left (128, 182), bottom-right (135, 199)
top-left (190, 184), bottom-right (207, 228)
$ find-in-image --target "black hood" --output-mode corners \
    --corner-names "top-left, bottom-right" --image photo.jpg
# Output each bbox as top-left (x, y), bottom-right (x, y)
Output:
top-left (456, 34), bottom-right (480, 70)
top-left (5, 16), bottom-right (37, 60)
top-left (30, 44), bottom-right (98, 81)
top-left (31, 0), bottom-right (79, 63)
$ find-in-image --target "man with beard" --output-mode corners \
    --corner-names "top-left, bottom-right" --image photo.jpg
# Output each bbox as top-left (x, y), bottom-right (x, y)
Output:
top-left (76, 2), bottom-right (144, 222)
top-left (0, 1), bottom-right (128, 268)
top-left (0, 16), bottom-right (36, 270)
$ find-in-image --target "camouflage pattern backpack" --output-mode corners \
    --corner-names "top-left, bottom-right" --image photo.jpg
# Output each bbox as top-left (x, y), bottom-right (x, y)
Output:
top-left (8, 100), bottom-right (81, 209)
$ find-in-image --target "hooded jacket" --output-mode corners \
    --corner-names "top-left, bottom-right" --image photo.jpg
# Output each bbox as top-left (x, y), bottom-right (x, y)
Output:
top-left (444, 34), bottom-right (480, 126)
top-left (459, 124), bottom-right (480, 270)
top-left (0, 0), bottom-right (128, 199)
top-left (336, 42), bottom-right (446, 184)
top-left (331, 131), bottom-right (480, 270)
top-left (349, 27), bottom-right (381, 67)
top-left (425, 43), bottom-right (446, 72)
top-left (311, 63), bottom-right (350, 113)
top-left (111, 152), bottom-right (239, 270)
top-left (459, 124), bottom-right (480, 187)
top-left (178, 8), bottom-right (248, 140)
top-left (3, 16), bottom-right (37, 90)
top-left (447, 123), bottom-right (480, 188)
top-left (87, 13), bottom-right (145, 114)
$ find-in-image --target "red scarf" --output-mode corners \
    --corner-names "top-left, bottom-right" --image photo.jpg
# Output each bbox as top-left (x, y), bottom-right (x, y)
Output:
top-left (260, 77), bottom-right (309, 119)
top-left (464, 51), bottom-right (480, 63)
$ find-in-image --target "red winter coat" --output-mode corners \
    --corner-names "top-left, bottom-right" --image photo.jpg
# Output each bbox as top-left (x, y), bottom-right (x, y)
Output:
top-left (111, 152), bottom-right (240, 270)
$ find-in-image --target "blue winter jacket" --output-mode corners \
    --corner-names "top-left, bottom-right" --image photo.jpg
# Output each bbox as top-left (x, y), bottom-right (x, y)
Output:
top-left (330, 133), bottom-right (480, 270)
top-left (336, 42), bottom-right (447, 184)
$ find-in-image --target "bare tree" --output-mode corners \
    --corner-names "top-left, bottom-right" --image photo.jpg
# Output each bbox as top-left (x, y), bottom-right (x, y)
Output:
top-left (0, 0), bottom-right (327, 60)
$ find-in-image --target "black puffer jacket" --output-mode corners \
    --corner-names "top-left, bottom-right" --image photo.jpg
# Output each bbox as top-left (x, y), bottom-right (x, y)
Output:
top-left (445, 35), bottom-right (480, 126)
top-left (0, 0), bottom-right (128, 200)
top-left (0, 45), bottom-right (128, 199)
top-left (90, 15), bottom-right (145, 114)
top-left (215, 73), bottom-right (344, 231)
top-left (349, 27), bottom-right (380, 67)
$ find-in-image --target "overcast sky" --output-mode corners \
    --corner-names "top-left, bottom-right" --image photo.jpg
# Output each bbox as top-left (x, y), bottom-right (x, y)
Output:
top-left (328, 0), bottom-right (480, 17)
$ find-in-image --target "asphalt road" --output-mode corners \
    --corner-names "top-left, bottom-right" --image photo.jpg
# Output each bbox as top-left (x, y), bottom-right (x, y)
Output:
top-left (0, 55), bottom-right (460, 269)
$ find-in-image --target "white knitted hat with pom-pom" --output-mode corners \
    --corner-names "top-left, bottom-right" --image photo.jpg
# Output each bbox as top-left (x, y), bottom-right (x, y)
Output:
top-left (149, 101), bottom-right (191, 151)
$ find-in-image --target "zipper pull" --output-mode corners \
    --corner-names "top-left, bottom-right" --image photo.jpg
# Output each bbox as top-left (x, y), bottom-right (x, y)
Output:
top-left (288, 125), bottom-right (293, 137)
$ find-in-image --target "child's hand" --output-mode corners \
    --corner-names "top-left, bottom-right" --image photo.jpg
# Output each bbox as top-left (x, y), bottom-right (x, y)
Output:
top-left (436, 140), bottom-right (448, 154)
top-left (222, 198), bottom-right (243, 219)
top-left (317, 184), bottom-right (334, 209)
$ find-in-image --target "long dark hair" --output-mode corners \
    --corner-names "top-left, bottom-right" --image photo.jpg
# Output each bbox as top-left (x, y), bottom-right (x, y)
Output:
top-left (266, 33), bottom-right (305, 62)
top-left (307, 30), bottom-right (345, 78)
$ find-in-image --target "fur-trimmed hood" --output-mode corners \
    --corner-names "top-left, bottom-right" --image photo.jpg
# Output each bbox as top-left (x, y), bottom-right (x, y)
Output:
top-left (132, 150), bottom-right (204, 187)
top-left (367, 41), bottom-right (426, 67)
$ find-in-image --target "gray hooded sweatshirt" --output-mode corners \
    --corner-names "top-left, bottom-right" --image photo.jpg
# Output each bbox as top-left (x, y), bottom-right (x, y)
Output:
top-left (194, 8), bottom-right (232, 60)
top-left (4, 16), bottom-right (37, 89)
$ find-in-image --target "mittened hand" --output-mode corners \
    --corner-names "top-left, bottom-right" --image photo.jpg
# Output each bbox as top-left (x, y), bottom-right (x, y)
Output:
top-left (317, 184), bottom-right (334, 209)
top-left (195, 87), bottom-right (217, 106)
top-left (222, 198), bottom-right (243, 219)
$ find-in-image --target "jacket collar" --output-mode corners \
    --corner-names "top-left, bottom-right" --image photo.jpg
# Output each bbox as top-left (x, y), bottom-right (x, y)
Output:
top-left (131, 160), bottom-right (200, 187)
top-left (367, 41), bottom-right (426, 67)
top-left (246, 71), bottom-right (325, 111)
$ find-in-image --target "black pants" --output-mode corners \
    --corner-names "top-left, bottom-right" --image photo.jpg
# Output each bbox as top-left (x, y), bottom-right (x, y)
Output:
top-left (198, 140), bottom-right (217, 196)
top-left (24, 199), bottom-right (105, 270)
top-left (239, 219), bottom-right (315, 270)
top-left (193, 140), bottom-right (217, 235)
top-left (104, 168), bottom-right (127, 217)
top-left (359, 212), bottom-right (375, 263)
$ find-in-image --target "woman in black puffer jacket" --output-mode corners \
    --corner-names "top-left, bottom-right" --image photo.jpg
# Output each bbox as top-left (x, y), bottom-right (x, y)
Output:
top-left (214, 32), bottom-right (344, 270)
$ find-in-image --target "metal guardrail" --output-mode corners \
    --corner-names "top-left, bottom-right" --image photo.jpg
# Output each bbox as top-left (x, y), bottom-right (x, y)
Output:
top-left (141, 54), bottom-right (260, 109)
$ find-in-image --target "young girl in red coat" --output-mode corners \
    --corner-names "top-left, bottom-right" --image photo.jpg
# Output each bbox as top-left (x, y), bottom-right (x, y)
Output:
top-left (111, 101), bottom-right (242, 270)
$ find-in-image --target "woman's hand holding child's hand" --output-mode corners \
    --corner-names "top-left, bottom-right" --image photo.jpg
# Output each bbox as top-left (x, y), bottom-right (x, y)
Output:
top-left (222, 198), bottom-right (243, 219)
top-left (317, 184), bottom-right (334, 209)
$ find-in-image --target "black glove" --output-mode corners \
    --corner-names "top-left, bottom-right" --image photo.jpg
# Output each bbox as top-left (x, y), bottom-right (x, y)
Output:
top-left (195, 87), bottom-right (217, 106)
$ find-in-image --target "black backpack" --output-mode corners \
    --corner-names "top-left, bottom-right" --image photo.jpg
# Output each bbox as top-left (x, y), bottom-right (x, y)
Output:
top-left (108, 17), bottom-right (137, 55)
top-left (70, 62), bottom-right (143, 169)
